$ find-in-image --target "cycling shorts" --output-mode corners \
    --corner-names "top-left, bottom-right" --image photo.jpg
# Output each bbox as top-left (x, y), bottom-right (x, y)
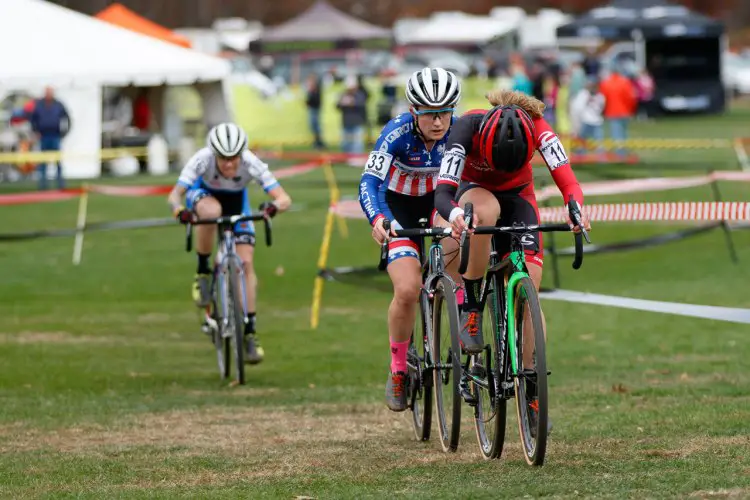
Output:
top-left (380, 190), bottom-right (439, 265)
top-left (456, 182), bottom-right (543, 267)
top-left (186, 185), bottom-right (256, 246)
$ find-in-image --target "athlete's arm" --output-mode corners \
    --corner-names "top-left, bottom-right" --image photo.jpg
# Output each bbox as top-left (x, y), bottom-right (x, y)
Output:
top-left (358, 131), bottom-right (396, 226)
top-left (535, 120), bottom-right (589, 230)
top-left (434, 114), bottom-right (478, 223)
top-left (535, 119), bottom-right (583, 206)
top-left (167, 152), bottom-right (206, 217)
top-left (245, 150), bottom-right (292, 213)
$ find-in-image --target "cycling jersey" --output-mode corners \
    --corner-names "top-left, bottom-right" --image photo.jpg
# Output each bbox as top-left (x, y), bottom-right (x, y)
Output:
top-left (177, 147), bottom-right (279, 193)
top-left (176, 147), bottom-right (280, 244)
top-left (434, 110), bottom-right (583, 222)
top-left (358, 112), bottom-right (456, 226)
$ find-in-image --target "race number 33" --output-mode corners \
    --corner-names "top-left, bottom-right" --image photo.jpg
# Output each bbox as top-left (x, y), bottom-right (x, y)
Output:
top-left (363, 151), bottom-right (393, 180)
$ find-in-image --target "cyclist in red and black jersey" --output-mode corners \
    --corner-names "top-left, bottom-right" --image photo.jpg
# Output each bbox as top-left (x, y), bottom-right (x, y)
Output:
top-left (435, 90), bottom-right (591, 355)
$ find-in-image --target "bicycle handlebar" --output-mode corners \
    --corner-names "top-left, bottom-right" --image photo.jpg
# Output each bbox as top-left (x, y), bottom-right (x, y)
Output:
top-left (458, 197), bottom-right (589, 272)
top-left (184, 213), bottom-right (272, 252)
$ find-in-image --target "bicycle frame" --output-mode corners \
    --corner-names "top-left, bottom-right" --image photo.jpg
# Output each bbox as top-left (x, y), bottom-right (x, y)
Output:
top-left (213, 228), bottom-right (249, 333)
top-left (184, 213), bottom-right (273, 332)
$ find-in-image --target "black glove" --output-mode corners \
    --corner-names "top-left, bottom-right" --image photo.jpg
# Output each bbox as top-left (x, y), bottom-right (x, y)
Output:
top-left (175, 208), bottom-right (193, 224)
top-left (258, 201), bottom-right (278, 218)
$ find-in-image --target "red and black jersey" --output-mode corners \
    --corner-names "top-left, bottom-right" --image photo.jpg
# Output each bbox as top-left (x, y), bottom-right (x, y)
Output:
top-left (435, 109), bottom-right (583, 221)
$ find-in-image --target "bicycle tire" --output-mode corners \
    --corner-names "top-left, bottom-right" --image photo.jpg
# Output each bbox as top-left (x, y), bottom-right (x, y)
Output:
top-left (214, 272), bottom-right (232, 380)
top-left (212, 300), bottom-right (230, 380)
top-left (409, 288), bottom-right (433, 441)
top-left (431, 275), bottom-right (462, 452)
top-left (511, 276), bottom-right (548, 466)
top-left (472, 273), bottom-right (508, 460)
top-left (227, 259), bottom-right (246, 385)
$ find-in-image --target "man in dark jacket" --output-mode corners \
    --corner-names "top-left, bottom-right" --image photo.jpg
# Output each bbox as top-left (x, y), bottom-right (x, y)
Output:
top-left (30, 87), bottom-right (71, 190)
top-left (305, 74), bottom-right (325, 149)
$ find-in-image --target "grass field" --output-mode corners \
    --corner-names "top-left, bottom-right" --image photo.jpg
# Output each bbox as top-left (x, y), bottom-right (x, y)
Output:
top-left (1, 113), bottom-right (750, 498)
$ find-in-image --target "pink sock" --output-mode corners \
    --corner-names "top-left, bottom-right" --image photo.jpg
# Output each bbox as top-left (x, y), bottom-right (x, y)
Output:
top-left (456, 286), bottom-right (465, 306)
top-left (390, 339), bottom-right (409, 374)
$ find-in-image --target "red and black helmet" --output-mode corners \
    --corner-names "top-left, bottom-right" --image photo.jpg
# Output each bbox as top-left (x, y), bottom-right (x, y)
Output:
top-left (477, 105), bottom-right (536, 172)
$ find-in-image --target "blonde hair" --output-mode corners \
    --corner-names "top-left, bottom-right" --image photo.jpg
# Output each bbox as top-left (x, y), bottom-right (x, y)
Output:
top-left (485, 90), bottom-right (545, 119)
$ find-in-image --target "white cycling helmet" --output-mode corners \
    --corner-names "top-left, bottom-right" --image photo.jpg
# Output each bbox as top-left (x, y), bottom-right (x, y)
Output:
top-left (207, 122), bottom-right (248, 158)
top-left (405, 67), bottom-right (462, 108)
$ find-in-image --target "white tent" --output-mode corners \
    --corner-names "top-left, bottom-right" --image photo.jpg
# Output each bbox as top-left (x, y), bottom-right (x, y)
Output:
top-left (0, 0), bottom-right (232, 179)
top-left (399, 11), bottom-right (522, 46)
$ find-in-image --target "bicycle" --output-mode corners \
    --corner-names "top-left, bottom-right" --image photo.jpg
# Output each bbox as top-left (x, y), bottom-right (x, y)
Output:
top-left (378, 219), bottom-right (463, 451)
top-left (184, 213), bottom-right (272, 386)
top-left (454, 197), bottom-right (588, 464)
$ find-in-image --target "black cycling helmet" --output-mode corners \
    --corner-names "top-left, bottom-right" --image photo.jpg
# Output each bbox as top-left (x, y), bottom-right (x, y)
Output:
top-left (477, 105), bottom-right (536, 172)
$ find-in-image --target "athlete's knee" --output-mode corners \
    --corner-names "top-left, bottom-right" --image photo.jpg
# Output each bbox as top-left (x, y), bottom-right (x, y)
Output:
top-left (196, 197), bottom-right (221, 218)
top-left (392, 273), bottom-right (421, 305)
top-left (474, 203), bottom-right (500, 226)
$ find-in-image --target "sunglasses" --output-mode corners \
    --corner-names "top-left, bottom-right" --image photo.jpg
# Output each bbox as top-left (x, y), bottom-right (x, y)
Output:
top-left (413, 107), bottom-right (455, 119)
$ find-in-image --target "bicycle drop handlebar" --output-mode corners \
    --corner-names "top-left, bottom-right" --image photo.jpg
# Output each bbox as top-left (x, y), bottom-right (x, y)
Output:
top-left (184, 213), bottom-right (272, 252)
top-left (457, 197), bottom-right (588, 274)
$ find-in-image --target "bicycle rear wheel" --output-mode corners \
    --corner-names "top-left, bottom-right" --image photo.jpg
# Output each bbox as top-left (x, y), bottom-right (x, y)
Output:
top-left (227, 259), bottom-right (246, 385)
top-left (472, 273), bottom-right (508, 460)
top-left (409, 288), bottom-right (432, 441)
top-left (431, 276), bottom-right (462, 452)
top-left (511, 276), bottom-right (548, 466)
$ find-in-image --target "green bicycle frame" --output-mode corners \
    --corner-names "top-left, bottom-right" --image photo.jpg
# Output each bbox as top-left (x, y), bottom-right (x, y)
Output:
top-left (503, 249), bottom-right (530, 376)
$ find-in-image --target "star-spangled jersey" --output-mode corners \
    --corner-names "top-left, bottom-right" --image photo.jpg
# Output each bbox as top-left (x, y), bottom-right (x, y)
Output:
top-left (358, 112), bottom-right (456, 225)
top-left (176, 147), bottom-right (280, 193)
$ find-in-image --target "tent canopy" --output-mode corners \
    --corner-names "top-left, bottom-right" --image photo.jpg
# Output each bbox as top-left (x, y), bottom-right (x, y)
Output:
top-left (556, 0), bottom-right (724, 40)
top-left (95, 3), bottom-right (193, 49)
top-left (399, 11), bottom-right (521, 46)
top-left (0, 0), bottom-right (230, 89)
top-left (0, 0), bottom-right (232, 180)
top-left (250, 0), bottom-right (392, 53)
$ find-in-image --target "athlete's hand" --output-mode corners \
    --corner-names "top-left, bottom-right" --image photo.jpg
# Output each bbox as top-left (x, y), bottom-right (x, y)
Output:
top-left (567, 202), bottom-right (591, 234)
top-left (449, 210), bottom-right (478, 239)
top-left (372, 217), bottom-right (395, 244)
top-left (258, 201), bottom-right (278, 218)
top-left (175, 207), bottom-right (193, 224)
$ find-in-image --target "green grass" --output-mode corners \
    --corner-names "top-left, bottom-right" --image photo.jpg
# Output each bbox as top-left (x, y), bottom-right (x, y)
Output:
top-left (1, 115), bottom-right (750, 498)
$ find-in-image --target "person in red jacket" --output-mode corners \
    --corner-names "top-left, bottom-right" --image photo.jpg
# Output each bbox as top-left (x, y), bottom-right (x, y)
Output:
top-left (599, 66), bottom-right (637, 156)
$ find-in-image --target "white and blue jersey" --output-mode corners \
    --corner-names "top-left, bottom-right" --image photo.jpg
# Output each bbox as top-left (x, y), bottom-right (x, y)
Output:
top-left (358, 112), bottom-right (456, 226)
top-left (176, 147), bottom-right (280, 240)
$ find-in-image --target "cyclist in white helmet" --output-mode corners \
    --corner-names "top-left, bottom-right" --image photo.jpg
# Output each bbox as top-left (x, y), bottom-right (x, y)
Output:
top-left (167, 122), bottom-right (292, 364)
top-left (358, 67), bottom-right (463, 412)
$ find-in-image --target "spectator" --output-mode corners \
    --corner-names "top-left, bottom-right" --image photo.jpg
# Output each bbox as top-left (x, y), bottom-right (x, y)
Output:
top-left (582, 46), bottom-right (601, 78)
top-left (30, 87), bottom-right (71, 190)
top-left (337, 76), bottom-right (367, 154)
top-left (356, 74), bottom-right (372, 145)
top-left (511, 63), bottom-right (533, 96)
top-left (599, 66), bottom-right (637, 156)
top-left (568, 61), bottom-right (587, 101)
top-left (634, 68), bottom-right (655, 120)
top-left (377, 69), bottom-right (397, 126)
top-left (305, 73), bottom-right (325, 149)
top-left (570, 78), bottom-right (606, 155)
top-left (542, 71), bottom-right (560, 126)
top-left (132, 89), bottom-right (151, 132)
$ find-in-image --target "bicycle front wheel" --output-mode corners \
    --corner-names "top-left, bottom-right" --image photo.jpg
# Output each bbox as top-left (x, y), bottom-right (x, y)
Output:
top-left (472, 273), bottom-right (507, 460)
top-left (227, 259), bottom-right (246, 385)
top-left (431, 276), bottom-right (462, 452)
top-left (511, 276), bottom-right (548, 466)
top-left (409, 288), bottom-right (432, 441)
